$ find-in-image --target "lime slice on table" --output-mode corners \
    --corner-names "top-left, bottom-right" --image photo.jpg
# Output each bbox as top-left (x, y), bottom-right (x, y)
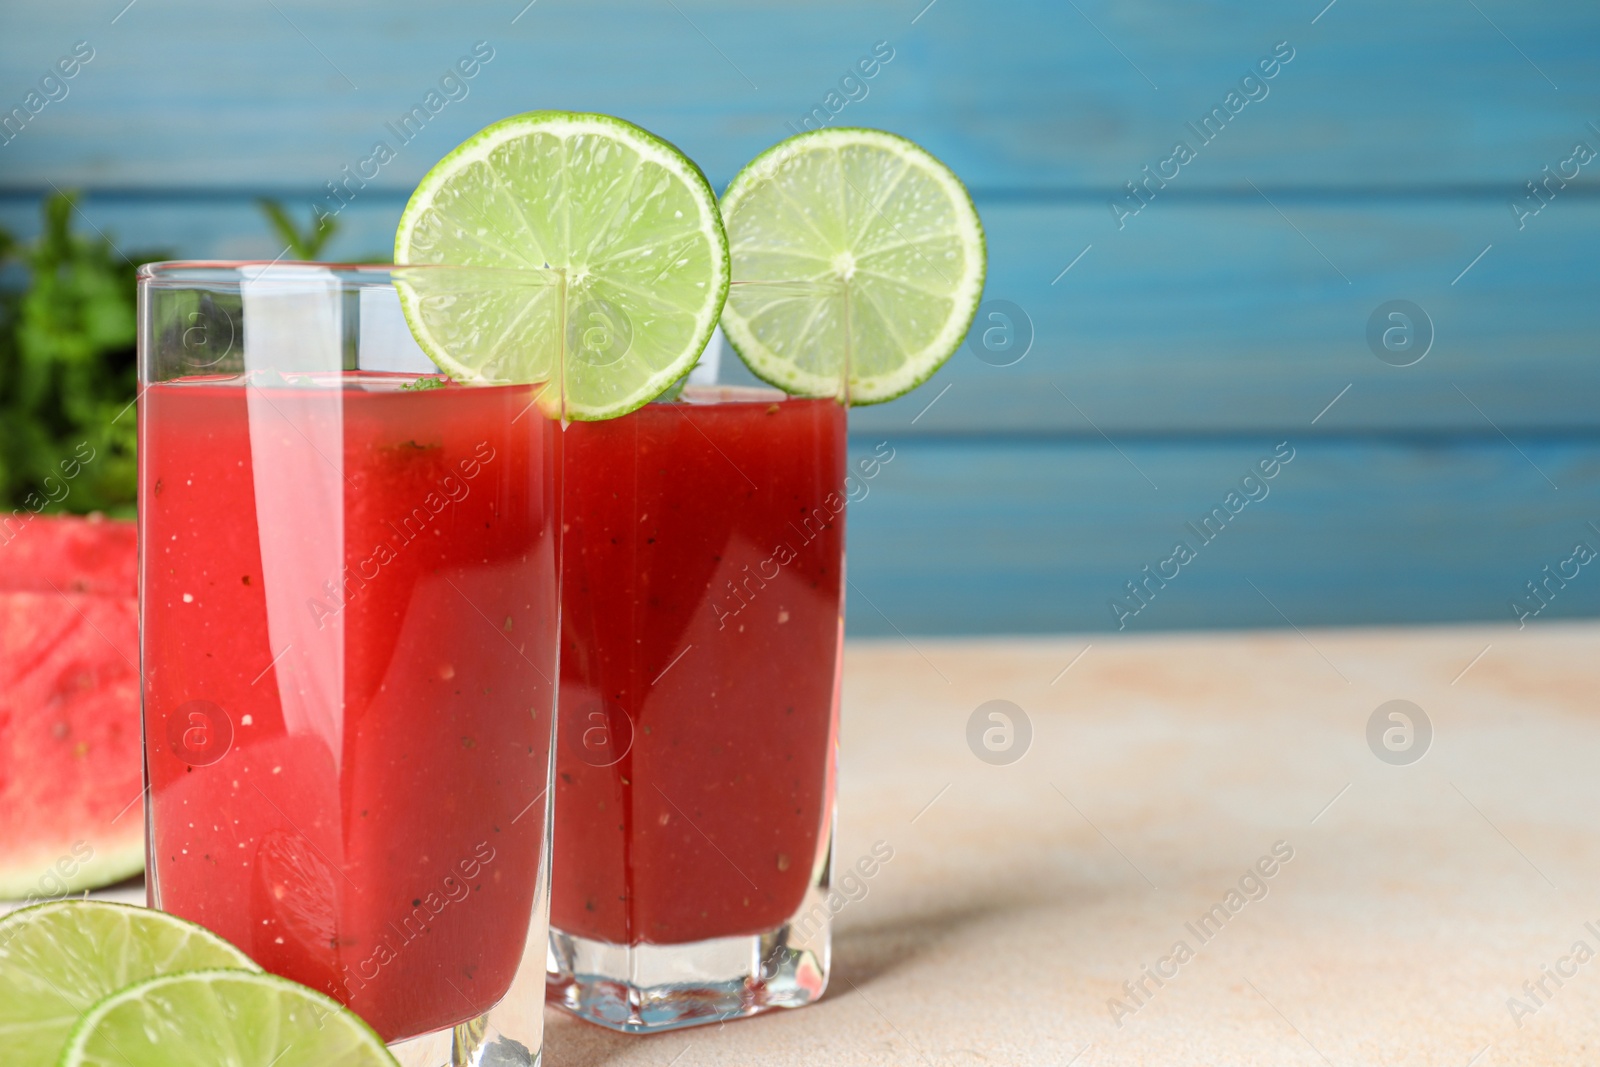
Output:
top-left (0, 900), bottom-right (259, 1067)
top-left (719, 127), bottom-right (986, 404)
top-left (394, 111), bottom-right (730, 420)
top-left (60, 969), bottom-right (397, 1067)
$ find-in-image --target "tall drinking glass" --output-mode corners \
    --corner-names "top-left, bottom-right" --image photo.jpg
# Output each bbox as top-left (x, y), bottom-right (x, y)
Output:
top-left (138, 262), bottom-right (562, 1066)
top-left (547, 281), bottom-right (849, 1031)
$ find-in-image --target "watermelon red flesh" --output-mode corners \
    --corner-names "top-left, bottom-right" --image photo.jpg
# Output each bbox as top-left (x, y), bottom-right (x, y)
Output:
top-left (0, 517), bottom-right (144, 900)
top-left (0, 513), bottom-right (137, 597)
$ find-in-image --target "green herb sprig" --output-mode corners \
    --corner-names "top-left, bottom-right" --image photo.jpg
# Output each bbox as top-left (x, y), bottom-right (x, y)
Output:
top-left (257, 198), bottom-right (338, 261)
top-left (0, 193), bottom-right (159, 517)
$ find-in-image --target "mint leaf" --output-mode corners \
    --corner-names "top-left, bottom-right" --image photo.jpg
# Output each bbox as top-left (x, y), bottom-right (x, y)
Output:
top-left (0, 192), bottom-right (163, 517)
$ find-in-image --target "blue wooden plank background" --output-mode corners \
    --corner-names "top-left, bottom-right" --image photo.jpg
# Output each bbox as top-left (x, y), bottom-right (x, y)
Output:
top-left (2, 0), bottom-right (1596, 635)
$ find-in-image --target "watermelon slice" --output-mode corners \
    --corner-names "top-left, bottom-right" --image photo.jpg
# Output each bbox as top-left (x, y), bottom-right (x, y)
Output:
top-left (0, 514), bottom-right (144, 901)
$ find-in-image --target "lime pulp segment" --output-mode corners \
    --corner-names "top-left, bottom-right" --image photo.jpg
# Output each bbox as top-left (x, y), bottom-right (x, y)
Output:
top-left (0, 901), bottom-right (259, 1067)
top-left (394, 111), bottom-right (730, 420)
top-left (59, 969), bottom-right (399, 1067)
top-left (718, 126), bottom-right (987, 405)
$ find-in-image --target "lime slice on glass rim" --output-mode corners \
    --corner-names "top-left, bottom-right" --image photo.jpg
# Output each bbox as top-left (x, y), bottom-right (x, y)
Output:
top-left (0, 900), bottom-right (259, 1067)
top-left (719, 127), bottom-right (986, 404)
top-left (394, 110), bottom-right (730, 420)
top-left (60, 969), bottom-right (397, 1067)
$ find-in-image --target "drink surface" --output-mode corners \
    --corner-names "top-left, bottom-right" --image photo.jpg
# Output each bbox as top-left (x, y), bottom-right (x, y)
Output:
top-left (553, 388), bottom-right (846, 946)
top-left (140, 374), bottom-right (558, 1043)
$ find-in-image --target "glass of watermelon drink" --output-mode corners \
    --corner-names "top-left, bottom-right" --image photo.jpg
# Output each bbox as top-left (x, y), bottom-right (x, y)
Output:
top-left (546, 281), bottom-right (852, 1032)
top-left (137, 263), bottom-right (563, 1065)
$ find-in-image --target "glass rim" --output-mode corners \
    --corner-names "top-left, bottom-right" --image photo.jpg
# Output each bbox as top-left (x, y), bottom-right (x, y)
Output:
top-left (140, 261), bottom-right (847, 293)
top-left (137, 260), bottom-right (565, 287)
top-left (144, 260), bottom-right (851, 286)
top-left (728, 277), bottom-right (845, 293)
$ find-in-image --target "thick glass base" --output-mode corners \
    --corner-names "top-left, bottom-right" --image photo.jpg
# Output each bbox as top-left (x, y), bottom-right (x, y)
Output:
top-left (387, 1012), bottom-right (540, 1067)
top-left (546, 919), bottom-right (830, 1034)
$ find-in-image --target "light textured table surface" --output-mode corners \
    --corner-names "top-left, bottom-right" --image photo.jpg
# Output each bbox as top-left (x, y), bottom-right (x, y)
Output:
top-left (547, 623), bottom-right (1600, 1066)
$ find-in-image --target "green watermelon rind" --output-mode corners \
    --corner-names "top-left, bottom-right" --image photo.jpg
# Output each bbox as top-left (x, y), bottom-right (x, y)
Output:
top-left (0, 839), bottom-right (145, 904)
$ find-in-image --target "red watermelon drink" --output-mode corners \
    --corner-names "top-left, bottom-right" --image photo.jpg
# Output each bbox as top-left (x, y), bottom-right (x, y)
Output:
top-left (546, 385), bottom-right (847, 1030)
top-left (543, 114), bottom-right (987, 1033)
top-left (137, 263), bottom-right (561, 1055)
